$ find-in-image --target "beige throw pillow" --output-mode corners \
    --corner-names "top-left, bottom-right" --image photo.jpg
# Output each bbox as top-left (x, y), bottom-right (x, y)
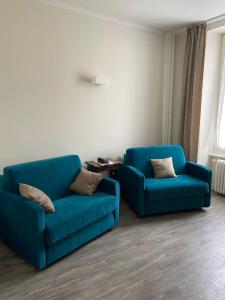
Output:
top-left (150, 157), bottom-right (177, 178)
top-left (70, 168), bottom-right (103, 195)
top-left (19, 183), bottom-right (55, 213)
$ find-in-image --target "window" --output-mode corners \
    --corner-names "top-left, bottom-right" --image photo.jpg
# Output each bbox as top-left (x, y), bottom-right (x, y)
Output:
top-left (216, 36), bottom-right (225, 152)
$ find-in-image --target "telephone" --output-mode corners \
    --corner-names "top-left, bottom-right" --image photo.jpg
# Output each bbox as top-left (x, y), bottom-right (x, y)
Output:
top-left (97, 157), bottom-right (110, 164)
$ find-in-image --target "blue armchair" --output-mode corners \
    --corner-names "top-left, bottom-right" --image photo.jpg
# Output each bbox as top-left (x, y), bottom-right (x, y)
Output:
top-left (119, 145), bottom-right (212, 216)
top-left (0, 155), bottom-right (120, 269)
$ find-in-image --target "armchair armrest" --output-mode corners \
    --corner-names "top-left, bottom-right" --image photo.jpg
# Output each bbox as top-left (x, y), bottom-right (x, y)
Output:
top-left (186, 161), bottom-right (212, 207)
top-left (186, 161), bottom-right (212, 184)
top-left (119, 165), bottom-right (145, 216)
top-left (0, 191), bottom-right (46, 269)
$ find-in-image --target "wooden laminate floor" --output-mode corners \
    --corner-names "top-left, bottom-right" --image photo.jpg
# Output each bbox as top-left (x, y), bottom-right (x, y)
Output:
top-left (1, 193), bottom-right (225, 300)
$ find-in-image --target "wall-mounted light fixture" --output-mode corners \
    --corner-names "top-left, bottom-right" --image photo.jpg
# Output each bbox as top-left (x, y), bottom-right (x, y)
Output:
top-left (92, 76), bottom-right (109, 86)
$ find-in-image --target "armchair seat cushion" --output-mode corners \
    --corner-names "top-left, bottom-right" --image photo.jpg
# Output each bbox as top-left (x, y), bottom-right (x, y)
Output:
top-left (145, 175), bottom-right (209, 201)
top-left (45, 191), bottom-right (117, 246)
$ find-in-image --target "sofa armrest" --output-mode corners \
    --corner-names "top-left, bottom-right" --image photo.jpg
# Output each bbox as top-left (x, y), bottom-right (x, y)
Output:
top-left (0, 191), bottom-right (46, 269)
top-left (186, 161), bottom-right (212, 184)
top-left (0, 191), bottom-right (45, 234)
top-left (119, 165), bottom-right (145, 216)
top-left (98, 177), bottom-right (120, 225)
top-left (98, 177), bottom-right (120, 197)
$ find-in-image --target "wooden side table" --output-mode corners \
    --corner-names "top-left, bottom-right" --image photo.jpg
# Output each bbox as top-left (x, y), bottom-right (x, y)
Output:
top-left (85, 160), bottom-right (122, 179)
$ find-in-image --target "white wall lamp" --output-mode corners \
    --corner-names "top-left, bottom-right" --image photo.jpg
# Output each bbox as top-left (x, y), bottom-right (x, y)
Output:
top-left (92, 75), bottom-right (109, 86)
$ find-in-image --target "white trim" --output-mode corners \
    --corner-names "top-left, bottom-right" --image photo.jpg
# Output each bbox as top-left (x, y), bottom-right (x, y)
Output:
top-left (33, 1), bottom-right (225, 35)
top-left (171, 14), bottom-right (225, 35)
top-left (209, 153), bottom-right (225, 160)
top-left (208, 19), bottom-right (225, 32)
top-left (34, 0), bottom-right (164, 35)
top-left (162, 33), bottom-right (175, 144)
top-left (208, 13), bottom-right (225, 24)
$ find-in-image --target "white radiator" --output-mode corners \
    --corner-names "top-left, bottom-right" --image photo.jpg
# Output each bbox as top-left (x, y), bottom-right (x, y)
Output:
top-left (212, 158), bottom-right (225, 194)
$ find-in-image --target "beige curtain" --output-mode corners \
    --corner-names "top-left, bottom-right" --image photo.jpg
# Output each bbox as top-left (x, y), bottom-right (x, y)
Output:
top-left (182, 23), bottom-right (206, 162)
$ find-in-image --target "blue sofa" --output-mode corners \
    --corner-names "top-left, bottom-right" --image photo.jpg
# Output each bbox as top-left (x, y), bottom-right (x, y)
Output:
top-left (0, 155), bottom-right (120, 269)
top-left (119, 145), bottom-right (212, 216)
top-left (0, 175), bottom-right (3, 191)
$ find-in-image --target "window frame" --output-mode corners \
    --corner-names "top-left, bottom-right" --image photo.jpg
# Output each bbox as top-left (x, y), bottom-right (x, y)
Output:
top-left (214, 34), bottom-right (225, 155)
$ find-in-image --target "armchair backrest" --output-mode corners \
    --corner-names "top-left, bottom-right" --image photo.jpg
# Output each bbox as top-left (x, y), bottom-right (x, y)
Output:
top-left (125, 145), bottom-right (186, 177)
top-left (3, 155), bottom-right (81, 200)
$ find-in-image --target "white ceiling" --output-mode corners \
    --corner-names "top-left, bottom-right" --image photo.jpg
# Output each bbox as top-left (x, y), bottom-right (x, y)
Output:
top-left (41, 0), bottom-right (225, 32)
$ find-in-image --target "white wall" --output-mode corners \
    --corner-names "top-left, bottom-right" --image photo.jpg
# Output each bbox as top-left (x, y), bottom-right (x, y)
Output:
top-left (198, 32), bottom-right (223, 165)
top-left (0, 0), bottom-right (164, 171)
top-left (171, 31), bottom-right (186, 144)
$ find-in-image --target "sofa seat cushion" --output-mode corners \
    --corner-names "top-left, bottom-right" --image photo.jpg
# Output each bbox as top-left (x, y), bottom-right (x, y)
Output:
top-left (145, 175), bottom-right (209, 201)
top-left (45, 191), bottom-right (117, 246)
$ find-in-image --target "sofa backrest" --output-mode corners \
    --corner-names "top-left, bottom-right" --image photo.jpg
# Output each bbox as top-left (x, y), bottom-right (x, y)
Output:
top-left (125, 145), bottom-right (186, 177)
top-left (3, 155), bottom-right (81, 200)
